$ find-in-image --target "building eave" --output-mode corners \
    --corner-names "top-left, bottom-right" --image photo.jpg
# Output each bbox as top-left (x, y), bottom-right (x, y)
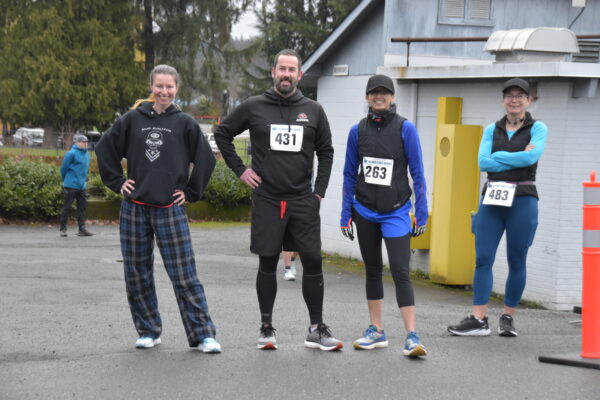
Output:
top-left (378, 61), bottom-right (600, 80)
top-left (302, 0), bottom-right (383, 75)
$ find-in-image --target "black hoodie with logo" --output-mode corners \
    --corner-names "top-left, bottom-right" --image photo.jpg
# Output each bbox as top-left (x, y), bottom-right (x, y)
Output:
top-left (214, 89), bottom-right (333, 200)
top-left (95, 102), bottom-right (215, 206)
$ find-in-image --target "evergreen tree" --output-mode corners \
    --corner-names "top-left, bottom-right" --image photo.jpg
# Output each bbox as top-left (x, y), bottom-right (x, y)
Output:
top-left (242, 0), bottom-right (361, 98)
top-left (136, 0), bottom-right (258, 109)
top-left (0, 0), bottom-right (145, 136)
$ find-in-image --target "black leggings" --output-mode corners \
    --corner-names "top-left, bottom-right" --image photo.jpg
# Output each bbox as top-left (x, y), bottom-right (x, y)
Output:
top-left (256, 250), bottom-right (323, 325)
top-left (353, 211), bottom-right (414, 308)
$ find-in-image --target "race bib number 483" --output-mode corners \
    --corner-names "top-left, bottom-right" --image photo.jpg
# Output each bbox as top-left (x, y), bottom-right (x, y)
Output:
top-left (362, 157), bottom-right (393, 186)
top-left (270, 124), bottom-right (303, 152)
top-left (483, 182), bottom-right (516, 207)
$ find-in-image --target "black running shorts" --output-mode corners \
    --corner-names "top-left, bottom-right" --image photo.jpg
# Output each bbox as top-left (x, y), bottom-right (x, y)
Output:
top-left (250, 194), bottom-right (321, 256)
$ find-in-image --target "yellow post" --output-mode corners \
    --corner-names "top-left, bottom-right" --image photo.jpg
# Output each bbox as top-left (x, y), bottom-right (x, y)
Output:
top-left (429, 97), bottom-right (482, 284)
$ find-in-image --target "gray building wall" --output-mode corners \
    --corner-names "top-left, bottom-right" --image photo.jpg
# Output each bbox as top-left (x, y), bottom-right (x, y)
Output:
top-left (385, 0), bottom-right (600, 61)
top-left (318, 4), bottom-right (386, 77)
top-left (318, 76), bottom-right (598, 310)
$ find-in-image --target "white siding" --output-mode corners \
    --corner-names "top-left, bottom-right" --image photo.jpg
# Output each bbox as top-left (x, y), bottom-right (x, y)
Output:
top-left (319, 77), bottom-right (599, 310)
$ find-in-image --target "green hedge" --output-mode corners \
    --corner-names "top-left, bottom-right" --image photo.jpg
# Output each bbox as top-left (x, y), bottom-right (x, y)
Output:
top-left (0, 159), bottom-right (63, 219)
top-left (203, 160), bottom-right (252, 209)
top-left (0, 158), bottom-right (251, 220)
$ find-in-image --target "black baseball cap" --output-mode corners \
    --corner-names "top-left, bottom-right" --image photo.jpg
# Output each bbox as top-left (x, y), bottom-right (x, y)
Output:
top-left (366, 74), bottom-right (395, 95)
top-left (502, 78), bottom-right (529, 95)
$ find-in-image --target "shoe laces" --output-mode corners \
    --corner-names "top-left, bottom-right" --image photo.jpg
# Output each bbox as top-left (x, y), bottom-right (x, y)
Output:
top-left (364, 325), bottom-right (378, 337)
top-left (315, 323), bottom-right (333, 338)
top-left (407, 331), bottom-right (420, 342)
top-left (260, 324), bottom-right (275, 337)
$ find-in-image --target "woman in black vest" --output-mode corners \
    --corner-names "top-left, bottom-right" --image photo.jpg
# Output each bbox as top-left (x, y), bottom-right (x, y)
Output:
top-left (340, 74), bottom-right (429, 357)
top-left (448, 78), bottom-right (548, 337)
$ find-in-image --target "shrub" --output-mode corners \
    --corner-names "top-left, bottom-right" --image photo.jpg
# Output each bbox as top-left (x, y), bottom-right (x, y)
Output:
top-left (203, 160), bottom-right (251, 209)
top-left (0, 159), bottom-right (63, 219)
top-left (88, 173), bottom-right (123, 201)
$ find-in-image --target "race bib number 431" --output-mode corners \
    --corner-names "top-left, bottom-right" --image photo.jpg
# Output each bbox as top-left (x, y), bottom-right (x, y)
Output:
top-left (362, 157), bottom-right (393, 186)
top-left (483, 182), bottom-right (516, 207)
top-left (270, 124), bottom-right (303, 152)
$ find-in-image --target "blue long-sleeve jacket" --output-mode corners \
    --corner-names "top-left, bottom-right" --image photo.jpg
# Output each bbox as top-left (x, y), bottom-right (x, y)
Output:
top-left (61, 144), bottom-right (90, 190)
top-left (478, 121), bottom-right (547, 172)
top-left (340, 119), bottom-right (428, 233)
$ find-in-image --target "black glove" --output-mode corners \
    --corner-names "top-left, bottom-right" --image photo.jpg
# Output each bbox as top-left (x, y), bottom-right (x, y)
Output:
top-left (412, 216), bottom-right (426, 237)
top-left (341, 219), bottom-right (354, 241)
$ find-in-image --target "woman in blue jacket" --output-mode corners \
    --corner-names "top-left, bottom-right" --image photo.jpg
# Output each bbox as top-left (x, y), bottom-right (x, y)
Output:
top-left (340, 74), bottom-right (428, 357)
top-left (448, 78), bottom-right (547, 337)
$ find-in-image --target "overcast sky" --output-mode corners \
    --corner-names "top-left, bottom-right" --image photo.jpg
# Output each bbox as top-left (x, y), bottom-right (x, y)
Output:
top-left (231, 11), bottom-right (259, 39)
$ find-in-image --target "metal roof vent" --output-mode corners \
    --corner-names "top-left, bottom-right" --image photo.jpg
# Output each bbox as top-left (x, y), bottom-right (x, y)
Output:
top-left (484, 27), bottom-right (579, 63)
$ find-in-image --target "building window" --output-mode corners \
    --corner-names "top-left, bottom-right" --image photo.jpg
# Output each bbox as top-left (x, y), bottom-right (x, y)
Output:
top-left (438, 0), bottom-right (494, 26)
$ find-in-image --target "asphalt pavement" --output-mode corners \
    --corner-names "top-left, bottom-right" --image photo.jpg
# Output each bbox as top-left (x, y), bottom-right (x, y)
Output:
top-left (1, 223), bottom-right (598, 400)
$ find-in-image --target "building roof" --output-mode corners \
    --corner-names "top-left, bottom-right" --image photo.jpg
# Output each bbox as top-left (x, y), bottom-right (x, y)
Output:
top-left (302, 0), bottom-right (383, 75)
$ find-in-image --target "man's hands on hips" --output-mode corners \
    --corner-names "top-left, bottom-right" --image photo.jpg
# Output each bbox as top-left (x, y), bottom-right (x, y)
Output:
top-left (240, 168), bottom-right (262, 189)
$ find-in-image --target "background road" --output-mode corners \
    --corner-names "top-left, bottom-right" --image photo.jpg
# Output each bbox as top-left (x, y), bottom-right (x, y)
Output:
top-left (0, 224), bottom-right (597, 399)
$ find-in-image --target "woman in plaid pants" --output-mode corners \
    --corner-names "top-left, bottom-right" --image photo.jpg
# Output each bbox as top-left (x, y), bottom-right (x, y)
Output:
top-left (95, 65), bottom-right (221, 353)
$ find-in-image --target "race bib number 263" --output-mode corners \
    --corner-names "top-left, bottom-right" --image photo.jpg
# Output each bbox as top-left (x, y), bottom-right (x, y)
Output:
top-left (362, 157), bottom-right (393, 186)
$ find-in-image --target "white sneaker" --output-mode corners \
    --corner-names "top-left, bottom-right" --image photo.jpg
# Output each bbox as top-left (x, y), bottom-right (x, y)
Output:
top-left (135, 336), bottom-right (161, 348)
top-left (198, 337), bottom-right (222, 353)
top-left (283, 267), bottom-right (296, 281)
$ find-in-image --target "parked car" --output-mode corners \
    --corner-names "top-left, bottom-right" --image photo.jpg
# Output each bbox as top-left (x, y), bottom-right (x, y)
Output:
top-left (205, 133), bottom-right (219, 153)
top-left (85, 130), bottom-right (102, 150)
top-left (13, 128), bottom-right (44, 147)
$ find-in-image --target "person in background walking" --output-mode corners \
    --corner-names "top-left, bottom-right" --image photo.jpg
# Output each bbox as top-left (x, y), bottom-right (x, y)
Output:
top-left (95, 64), bottom-right (221, 353)
top-left (59, 134), bottom-right (93, 237)
top-left (447, 78), bottom-right (547, 337)
top-left (282, 251), bottom-right (299, 281)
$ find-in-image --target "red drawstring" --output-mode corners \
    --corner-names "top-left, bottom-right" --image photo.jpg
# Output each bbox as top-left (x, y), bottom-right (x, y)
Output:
top-left (280, 201), bottom-right (287, 219)
top-left (131, 199), bottom-right (175, 208)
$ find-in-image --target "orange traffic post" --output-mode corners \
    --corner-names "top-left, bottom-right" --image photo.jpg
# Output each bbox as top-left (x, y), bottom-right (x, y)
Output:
top-left (581, 170), bottom-right (600, 358)
top-left (539, 172), bottom-right (600, 369)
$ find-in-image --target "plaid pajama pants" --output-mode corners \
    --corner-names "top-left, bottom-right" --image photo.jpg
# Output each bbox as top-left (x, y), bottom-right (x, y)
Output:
top-left (119, 199), bottom-right (216, 347)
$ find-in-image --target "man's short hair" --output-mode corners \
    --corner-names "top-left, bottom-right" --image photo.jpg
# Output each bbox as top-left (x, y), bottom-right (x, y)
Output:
top-left (273, 49), bottom-right (302, 70)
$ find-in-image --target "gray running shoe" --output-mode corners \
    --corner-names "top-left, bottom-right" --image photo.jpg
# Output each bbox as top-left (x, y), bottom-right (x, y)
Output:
top-left (257, 324), bottom-right (278, 350)
top-left (60, 229), bottom-right (67, 237)
top-left (498, 314), bottom-right (518, 337)
top-left (304, 323), bottom-right (343, 351)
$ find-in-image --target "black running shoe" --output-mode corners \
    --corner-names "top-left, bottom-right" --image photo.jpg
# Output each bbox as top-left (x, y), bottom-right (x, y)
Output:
top-left (447, 315), bottom-right (491, 336)
top-left (498, 314), bottom-right (518, 337)
top-left (257, 323), bottom-right (277, 349)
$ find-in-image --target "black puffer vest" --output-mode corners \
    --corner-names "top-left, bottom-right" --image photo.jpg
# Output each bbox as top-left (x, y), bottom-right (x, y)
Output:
top-left (355, 105), bottom-right (412, 213)
top-left (486, 112), bottom-right (538, 198)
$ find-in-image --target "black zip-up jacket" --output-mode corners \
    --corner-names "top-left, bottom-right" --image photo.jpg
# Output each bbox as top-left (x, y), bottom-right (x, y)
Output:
top-left (214, 88), bottom-right (334, 200)
top-left (95, 102), bottom-right (215, 206)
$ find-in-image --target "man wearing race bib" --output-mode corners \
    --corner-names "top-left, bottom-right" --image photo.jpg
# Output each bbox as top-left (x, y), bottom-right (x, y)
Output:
top-left (448, 78), bottom-right (547, 337)
top-left (214, 49), bottom-right (342, 351)
top-left (340, 74), bottom-right (429, 357)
